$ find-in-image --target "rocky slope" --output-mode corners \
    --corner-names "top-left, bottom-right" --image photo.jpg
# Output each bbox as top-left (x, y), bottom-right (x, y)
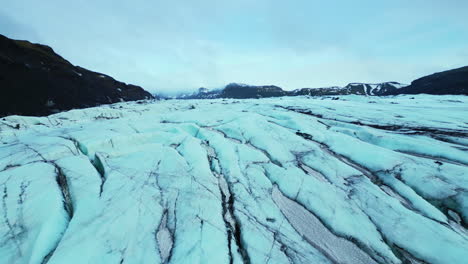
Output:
top-left (0, 95), bottom-right (467, 264)
top-left (0, 34), bottom-right (153, 117)
top-left (384, 66), bottom-right (468, 95)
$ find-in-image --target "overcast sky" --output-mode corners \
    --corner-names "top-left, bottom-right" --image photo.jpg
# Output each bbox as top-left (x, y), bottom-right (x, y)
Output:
top-left (1, 0), bottom-right (467, 93)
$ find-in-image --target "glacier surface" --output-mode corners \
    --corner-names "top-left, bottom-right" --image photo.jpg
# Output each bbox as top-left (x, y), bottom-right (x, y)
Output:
top-left (0, 95), bottom-right (467, 264)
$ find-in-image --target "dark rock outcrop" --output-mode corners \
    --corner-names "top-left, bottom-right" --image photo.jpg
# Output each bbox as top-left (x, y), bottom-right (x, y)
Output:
top-left (0, 34), bottom-right (153, 117)
top-left (384, 66), bottom-right (468, 95)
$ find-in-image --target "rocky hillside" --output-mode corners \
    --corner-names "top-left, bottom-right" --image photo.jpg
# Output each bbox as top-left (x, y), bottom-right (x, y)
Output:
top-left (384, 66), bottom-right (468, 95)
top-left (0, 34), bottom-right (153, 117)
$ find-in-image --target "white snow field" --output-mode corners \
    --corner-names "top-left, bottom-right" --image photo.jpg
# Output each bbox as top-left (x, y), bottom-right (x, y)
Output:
top-left (0, 95), bottom-right (467, 264)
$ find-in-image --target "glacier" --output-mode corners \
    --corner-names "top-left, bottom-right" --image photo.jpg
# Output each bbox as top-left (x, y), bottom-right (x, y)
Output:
top-left (0, 95), bottom-right (467, 264)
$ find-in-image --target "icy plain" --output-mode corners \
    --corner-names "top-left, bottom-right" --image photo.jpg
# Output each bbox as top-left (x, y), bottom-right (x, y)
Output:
top-left (0, 95), bottom-right (467, 264)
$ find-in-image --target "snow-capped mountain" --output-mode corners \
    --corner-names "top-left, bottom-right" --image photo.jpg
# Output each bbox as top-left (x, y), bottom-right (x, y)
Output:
top-left (178, 87), bottom-right (224, 99)
top-left (1, 95), bottom-right (467, 264)
top-left (344, 82), bottom-right (407, 95)
top-left (179, 83), bottom-right (285, 99)
top-left (0, 34), bottom-right (154, 117)
top-left (176, 65), bottom-right (468, 100)
top-left (292, 82), bottom-right (407, 96)
top-left (180, 82), bottom-right (408, 99)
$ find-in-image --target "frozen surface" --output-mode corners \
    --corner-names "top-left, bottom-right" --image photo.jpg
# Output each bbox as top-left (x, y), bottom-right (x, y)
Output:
top-left (0, 95), bottom-right (467, 264)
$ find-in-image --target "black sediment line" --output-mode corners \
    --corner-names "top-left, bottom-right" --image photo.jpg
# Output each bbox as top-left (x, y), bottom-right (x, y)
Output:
top-left (91, 153), bottom-right (106, 196)
top-left (203, 140), bottom-right (251, 264)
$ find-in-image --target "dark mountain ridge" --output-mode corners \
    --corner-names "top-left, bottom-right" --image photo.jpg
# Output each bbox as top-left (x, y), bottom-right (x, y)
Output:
top-left (179, 81), bottom-right (407, 99)
top-left (0, 34), bottom-right (153, 117)
top-left (222, 83), bottom-right (285, 98)
top-left (384, 66), bottom-right (468, 95)
top-left (176, 65), bottom-right (468, 99)
top-left (292, 82), bottom-right (406, 96)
